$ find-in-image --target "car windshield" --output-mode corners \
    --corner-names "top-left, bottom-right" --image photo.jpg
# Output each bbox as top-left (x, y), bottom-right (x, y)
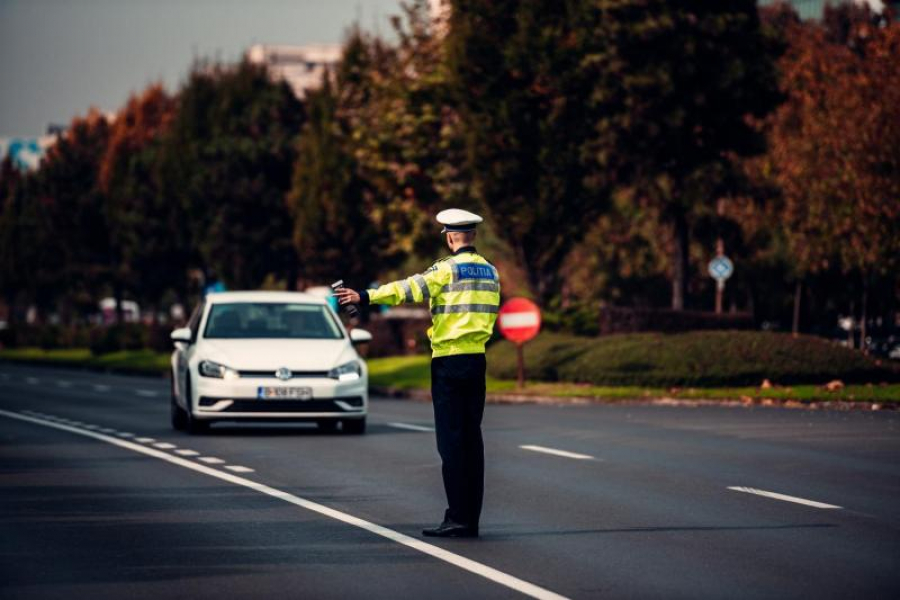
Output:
top-left (203, 303), bottom-right (343, 340)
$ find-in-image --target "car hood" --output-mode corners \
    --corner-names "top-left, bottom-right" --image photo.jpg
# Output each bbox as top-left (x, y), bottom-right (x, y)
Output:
top-left (199, 339), bottom-right (354, 371)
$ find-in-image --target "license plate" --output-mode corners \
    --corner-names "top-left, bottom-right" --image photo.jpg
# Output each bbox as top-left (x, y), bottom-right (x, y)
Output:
top-left (257, 386), bottom-right (313, 400)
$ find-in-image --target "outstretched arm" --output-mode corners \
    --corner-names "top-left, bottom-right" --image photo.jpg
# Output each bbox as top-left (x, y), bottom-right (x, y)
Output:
top-left (337, 263), bottom-right (452, 308)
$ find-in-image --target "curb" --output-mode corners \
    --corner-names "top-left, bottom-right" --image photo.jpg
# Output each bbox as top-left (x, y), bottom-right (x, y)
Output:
top-left (370, 386), bottom-right (898, 411)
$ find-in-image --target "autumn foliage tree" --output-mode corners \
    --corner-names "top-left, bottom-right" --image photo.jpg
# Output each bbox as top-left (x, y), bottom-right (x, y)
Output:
top-left (763, 5), bottom-right (900, 344)
top-left (99, 84), bottom-right (179, 320)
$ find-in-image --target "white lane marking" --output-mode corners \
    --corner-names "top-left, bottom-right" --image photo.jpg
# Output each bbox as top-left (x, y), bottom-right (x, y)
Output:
top-left (116, 432), bottom-right (135, 438)
top-left (136, 389), bottom-right (158, 397)
top-left (26, 377), bottom-right (39, 385)
top-left (519, 445), bottom-right (594, 461)
top-left (83, 424), bottom-right (101, 430)
top-left (727, 486), bottom-right (842, 509)
top-left (225, 465), bottom-right (255, 473)
top-left (175, 449), bottom-right (199, 456)
top-left (0, 409), bottom-right (567, 600)
top-left (135, 437), bottom-right (156, 443)
top-left (387, 422), bottom-right (436, 432)
top-left (56, 381), bottom-right (72, 388)
top-left (93, 384), bottom-right (111, 392)
top-left (99, 428), bottom-right (117, 434)
top-left (198, 456), bottom-right (225, 464)
top-left (153, 442), bottom-right (177, 449)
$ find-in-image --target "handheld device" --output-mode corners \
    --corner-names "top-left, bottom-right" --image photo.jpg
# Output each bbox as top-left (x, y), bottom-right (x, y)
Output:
top-left (331, 280), bottom-right (359, 318)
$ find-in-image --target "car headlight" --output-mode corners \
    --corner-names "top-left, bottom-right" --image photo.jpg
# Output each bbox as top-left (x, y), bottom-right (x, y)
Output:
top-left (328, 360), bottom-right (362, 382)
top-left (199, 360), bottom-right (239, 380)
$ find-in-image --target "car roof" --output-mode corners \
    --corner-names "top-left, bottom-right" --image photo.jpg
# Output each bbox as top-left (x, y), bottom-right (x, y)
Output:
top-left (205, 291), bottom-right (328, 305)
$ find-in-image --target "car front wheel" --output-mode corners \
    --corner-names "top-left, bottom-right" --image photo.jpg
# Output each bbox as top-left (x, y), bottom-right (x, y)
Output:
top-left (170, 375), bottom-right (187, 431)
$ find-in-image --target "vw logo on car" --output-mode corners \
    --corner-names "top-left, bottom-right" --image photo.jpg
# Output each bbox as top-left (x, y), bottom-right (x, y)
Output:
top-left (276, 367), bottom-right (292, 381)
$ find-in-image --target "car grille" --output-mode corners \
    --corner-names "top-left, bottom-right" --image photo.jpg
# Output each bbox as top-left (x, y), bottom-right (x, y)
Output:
top-left (199, 396), bottom-right (364, 413)
top-left (237, 370), bottom-right (330, 379)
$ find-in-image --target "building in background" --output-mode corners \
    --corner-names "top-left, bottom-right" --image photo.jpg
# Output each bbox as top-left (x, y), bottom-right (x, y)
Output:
top-left (247, 44), bottom-right (341, 99)
top-left (0, 134), bottom-right (56, 170)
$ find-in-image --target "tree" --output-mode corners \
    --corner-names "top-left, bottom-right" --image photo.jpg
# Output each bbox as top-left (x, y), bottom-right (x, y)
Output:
top-left (445, 0), bottom-right (609, 304)
top-left (99, 84), bottom-right (180, 320)
top-left (286, 40), bottom-right (382, 289)
top-left (349, 2), bottom-right (471, 262)
top-left (30, 110), bottom-right (112, 321)
top-left (764, 4), bottom-right (900, 345)
top-left (582, 0), bottom-right (781, 310)
top-left (159, 60), bottom-right (303, 290)
top-left (0, 157), bottom-right (25, 323)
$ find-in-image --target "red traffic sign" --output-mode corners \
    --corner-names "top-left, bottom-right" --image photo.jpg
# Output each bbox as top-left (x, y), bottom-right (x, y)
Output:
top-left (498, 297), bottom-right (541, 344)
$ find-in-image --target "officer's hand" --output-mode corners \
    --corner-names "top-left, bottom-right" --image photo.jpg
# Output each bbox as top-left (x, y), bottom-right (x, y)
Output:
top-left (335, 288), bottom-right (360, 305)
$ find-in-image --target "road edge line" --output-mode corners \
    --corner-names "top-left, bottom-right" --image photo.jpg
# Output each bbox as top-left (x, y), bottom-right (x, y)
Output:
top-left (0, 409), bottom-right (568, 600)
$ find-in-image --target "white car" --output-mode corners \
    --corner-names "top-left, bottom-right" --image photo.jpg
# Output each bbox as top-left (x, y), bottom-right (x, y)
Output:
top-left (169, 291), bottom-right (371, 434)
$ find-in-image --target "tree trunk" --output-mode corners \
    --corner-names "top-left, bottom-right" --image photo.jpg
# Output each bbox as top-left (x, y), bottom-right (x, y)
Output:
top-left (114, 280), bottom-right (125, 324)
top-left (861, 277), bottom-right (868, 354)
top-left (792, 280), bottom-right (802, 338)
top-left (847, 299), bottom-right (855, 350)
top-left (671, 210), bottom-right (689, 311)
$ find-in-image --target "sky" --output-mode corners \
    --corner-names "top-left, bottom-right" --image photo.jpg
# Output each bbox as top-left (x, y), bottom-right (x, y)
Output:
top-left (0, 0), bottom-right (404, 135)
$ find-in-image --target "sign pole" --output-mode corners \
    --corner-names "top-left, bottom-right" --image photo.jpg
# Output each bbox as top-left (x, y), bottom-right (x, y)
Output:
top-left (516, 343), bottom-right (525, 390)
top-left (715, 279), bottom-right (724, 314)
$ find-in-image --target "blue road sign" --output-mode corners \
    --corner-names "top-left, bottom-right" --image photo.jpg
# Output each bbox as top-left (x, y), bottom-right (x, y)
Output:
top-left (708, 255), bottom-right (734, 281)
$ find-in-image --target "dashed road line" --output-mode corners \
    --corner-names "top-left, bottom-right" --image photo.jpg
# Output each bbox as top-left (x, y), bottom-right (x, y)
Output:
top-left (136, 389), bottom-right (158, 397)
top-left (198, 456), bottom-right (225, 464)
top-left (519, 445), bottom-right (594, 461)
top-left (26, 377), bottom-right (40, 385)
top-left (56, 381), bottom-right (72, 388)
top-left (135, 437), bottom-right (156, 443)
top-left (387, 422), bottom-right (436, 432)
top-left (153, 442), bottom-right (177, 449)
top-left (225, 465), bottom-right (255, 473)
top-left (93, 384), bottom-right (111, 392)
top-left (727, 486), bottom-right (842, 510)
top-left (175, 449), bottom-right (199, 456)
top-left (116, 432), bottom-right (135, 438)
top-left (0, 409), bottom-right (568, 600)
top-left (99, 428), bottom-right (117, 434)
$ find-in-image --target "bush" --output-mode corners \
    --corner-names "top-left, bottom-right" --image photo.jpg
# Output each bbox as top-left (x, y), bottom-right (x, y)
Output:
top-left (487, 331), bottom-right (900, 387)
top-left (0, 324), bottom-right (93, 350)
top-left (89, 324), bottom-right (149, 355)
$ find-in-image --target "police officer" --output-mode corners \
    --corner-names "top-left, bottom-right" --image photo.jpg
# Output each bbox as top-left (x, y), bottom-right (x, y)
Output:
top-left (335, 209), bottom-right (500, 538)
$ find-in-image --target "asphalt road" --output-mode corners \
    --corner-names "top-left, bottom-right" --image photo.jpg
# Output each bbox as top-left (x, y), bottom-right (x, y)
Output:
top-left (1, 362), bottom-right (899, 600)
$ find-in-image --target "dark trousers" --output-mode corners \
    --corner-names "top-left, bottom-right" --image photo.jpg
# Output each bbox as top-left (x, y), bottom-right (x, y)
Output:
top-left (431, 353), bottom-right (486, 528)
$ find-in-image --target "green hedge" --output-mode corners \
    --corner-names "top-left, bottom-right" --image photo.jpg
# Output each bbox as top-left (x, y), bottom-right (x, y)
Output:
top-left (486, 331), bottom-right (899, 387)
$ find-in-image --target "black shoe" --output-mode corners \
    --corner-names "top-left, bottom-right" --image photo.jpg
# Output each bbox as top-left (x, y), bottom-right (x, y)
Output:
top-left (422, 520), bottom-right (478, 538)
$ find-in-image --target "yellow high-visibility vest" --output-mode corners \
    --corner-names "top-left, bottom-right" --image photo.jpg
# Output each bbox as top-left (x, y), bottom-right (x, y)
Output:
top-left (366, 250), bottom-right (501, 357)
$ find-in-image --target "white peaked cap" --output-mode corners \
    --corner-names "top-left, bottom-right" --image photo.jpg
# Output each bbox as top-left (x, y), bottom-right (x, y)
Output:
top-left (436, 208), bottom-right (483, 233)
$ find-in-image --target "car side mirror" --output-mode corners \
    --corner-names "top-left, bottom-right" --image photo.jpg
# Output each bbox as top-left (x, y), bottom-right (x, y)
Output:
top-left (171, 327), bottom-right (193, 345)
top-left (349, 328), bottom-right (372, 344)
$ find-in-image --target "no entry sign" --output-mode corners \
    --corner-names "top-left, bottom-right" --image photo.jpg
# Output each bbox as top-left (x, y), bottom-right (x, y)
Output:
top-left (498, 298), bottom-right (541, 389)
top-left (498, 298), bottom-right (542, 344)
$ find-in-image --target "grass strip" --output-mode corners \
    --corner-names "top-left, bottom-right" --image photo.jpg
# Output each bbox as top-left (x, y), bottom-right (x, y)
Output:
top-left (0, 347), bottom-right (170, 375)
top-left (368, 354), bottom-right (900, 402)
